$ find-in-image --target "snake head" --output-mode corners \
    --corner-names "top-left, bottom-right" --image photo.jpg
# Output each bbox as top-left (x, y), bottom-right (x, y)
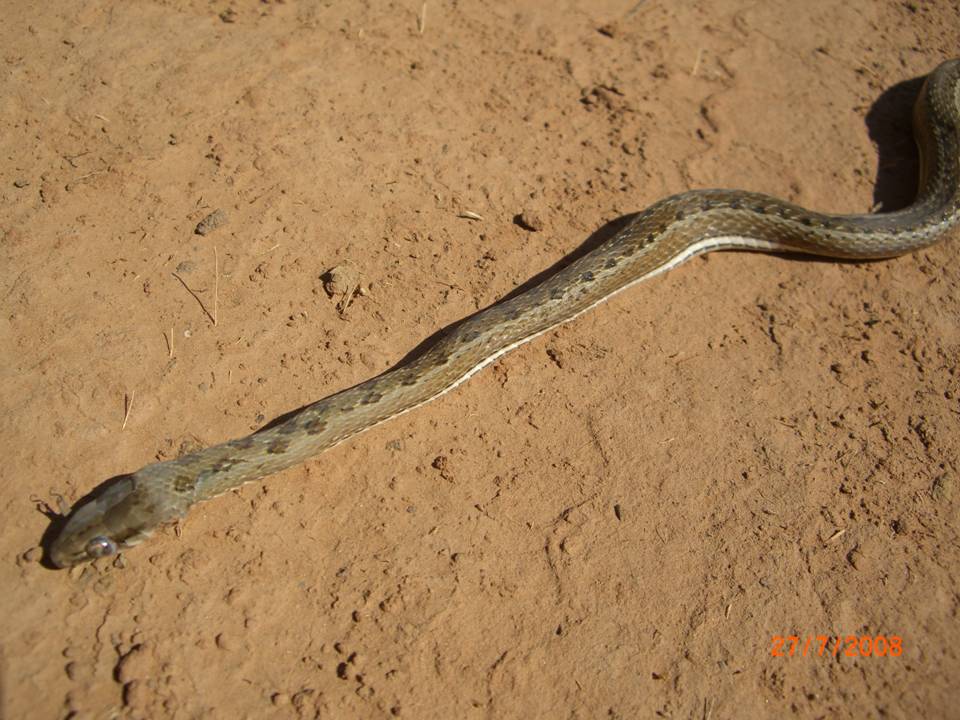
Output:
top-left (48, 477), bottom-right (156, 568)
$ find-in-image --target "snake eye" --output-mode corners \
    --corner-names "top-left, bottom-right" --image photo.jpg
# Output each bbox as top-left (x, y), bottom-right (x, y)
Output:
top-left (85, 536), bottom-right (117, 559)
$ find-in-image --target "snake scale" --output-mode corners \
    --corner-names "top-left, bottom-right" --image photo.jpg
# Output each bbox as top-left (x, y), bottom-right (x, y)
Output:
top-left (49, 59), bottom-right (960, 568)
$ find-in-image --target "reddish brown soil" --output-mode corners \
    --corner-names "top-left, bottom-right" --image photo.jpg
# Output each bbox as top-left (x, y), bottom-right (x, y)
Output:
top-left (2, 2), bottom-right (959, 718)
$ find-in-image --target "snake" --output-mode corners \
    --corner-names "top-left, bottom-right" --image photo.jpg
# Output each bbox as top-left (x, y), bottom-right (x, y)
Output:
top-left (49, 59), bottom-right (960, 568)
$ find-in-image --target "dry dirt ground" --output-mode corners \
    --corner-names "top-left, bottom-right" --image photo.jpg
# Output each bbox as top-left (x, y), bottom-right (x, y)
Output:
top-left (2, 1), bottom-right (959, 718)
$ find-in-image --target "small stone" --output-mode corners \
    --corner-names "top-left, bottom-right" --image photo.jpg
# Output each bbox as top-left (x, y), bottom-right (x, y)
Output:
top-left (13, 179), bottom-right (29, 188)
top-left (846, 544), bottom-right (862, 570)
top-left (651, 63), bottom-right (669, 79)
top-left (64, 659), bottom-right (93, 682)
top-left (292, 689), bottom-right (315, 710)
top-left (321, 265), bottom-right (362, 314)
top-left (597, 22), bottom-right (618, 38)
top-left (195, 209), bottom-right (228, 236)
top-left (215, 633), bottom-right (233, 650)
top-left (219, 8), bottom-right (238, 23)
top-left (560, 534), bottom-right (582, 555)
top-left (545, 347), bottom-right (564, 369)
top-left (514, 210), bottom-right (544, 232)
top-left (931, 474), bottom-right (953, 502)
top-left (176, 260), bottom-right (196, 273)
top-left (271, 692), bottom-right (291, 707)
top-left (22, 546), bottom-right (42, 563)
top-left (116, 645), bottom-right (151, 684)
top-left (123, 680), bottom-right (149, 709)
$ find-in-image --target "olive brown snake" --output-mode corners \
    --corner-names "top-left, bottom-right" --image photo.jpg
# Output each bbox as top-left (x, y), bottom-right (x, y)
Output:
top-left (49, 59), bottom-right (960, 568)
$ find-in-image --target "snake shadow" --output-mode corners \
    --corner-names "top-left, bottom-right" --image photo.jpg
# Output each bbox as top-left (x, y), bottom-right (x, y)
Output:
top-left (866, 74), bottom-right (926, 212)
top-left (40, 69), bottom-right (931, 570)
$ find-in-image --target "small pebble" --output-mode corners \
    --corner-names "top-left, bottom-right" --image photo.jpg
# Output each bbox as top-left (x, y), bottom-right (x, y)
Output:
top-left (116, 645), bottom-right (151, 684)
top-left (22, 546), bottom-right (42, 563)
top-left (322, 265), bottom-right (361, 298)
top-left (514, 210), bottom-right (544, 232)
top-left (931, 474), bottom-right (953, 502)
top-left (597, 22), bottom-right (618, 38)
top-left (322, 264), bottom-right (363, 314)
top-left (13, 179), bottom-right (29, 188)
top-left (271, 692), bottom-right (291, 707)
top-left (123, 680), bottom-right (148, 708)
top-left (195, 209), bottom-right (228, 236)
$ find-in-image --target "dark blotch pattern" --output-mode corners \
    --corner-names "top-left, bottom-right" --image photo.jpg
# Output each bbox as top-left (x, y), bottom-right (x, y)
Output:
top-left (267, 439), bottom-right (290, 454)
top-left (361, 392), bottom-right (383, 404)
top-left (604, 258), bottom-right (618, 269)
top-left (305, 418), bottom-right (328, 434)
top-left (581, 271), bottom-right (594, 282)
top-left (550, 288), bottom-right (565, 300)
top-left (231, 437), bottom-right (256, 450)
top-left (173, 475), bottom-right (196, 494)
top-left (212, 457), bottom-right (244, 473)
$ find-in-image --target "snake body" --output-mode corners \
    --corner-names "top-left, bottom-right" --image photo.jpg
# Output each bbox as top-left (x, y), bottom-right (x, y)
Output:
top-left (49, 59), bottom-right (960, 568)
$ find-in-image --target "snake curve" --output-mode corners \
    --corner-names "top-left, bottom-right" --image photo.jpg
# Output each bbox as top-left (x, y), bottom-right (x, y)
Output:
top-left (49, 59), bottom-right (960, 568)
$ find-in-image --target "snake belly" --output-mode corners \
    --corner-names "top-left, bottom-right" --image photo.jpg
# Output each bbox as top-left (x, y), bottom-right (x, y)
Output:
top-left (49, 59), bottom-right (960, 568)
